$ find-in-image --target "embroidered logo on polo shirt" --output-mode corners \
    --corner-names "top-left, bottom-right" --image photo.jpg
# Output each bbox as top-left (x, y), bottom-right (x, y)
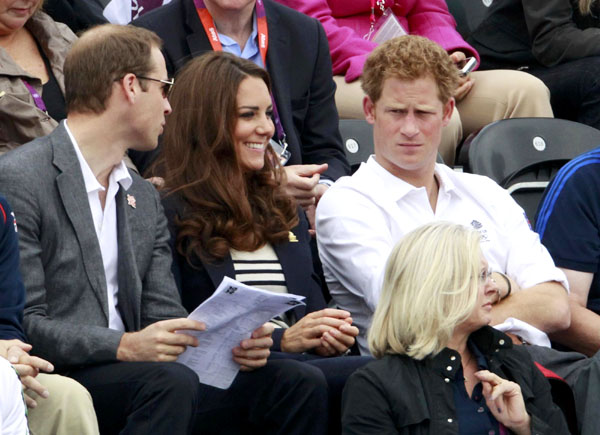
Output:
top-left (470, 220), bottom-right (490, 242)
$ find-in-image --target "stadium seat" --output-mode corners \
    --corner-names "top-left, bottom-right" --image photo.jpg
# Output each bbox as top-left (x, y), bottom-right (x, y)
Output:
top-left (339, 119), bottom-right (445, 174)
top-left (465, 118), bottom-right (600, 226)
top-left (339, 119), bottom-right (374, 174)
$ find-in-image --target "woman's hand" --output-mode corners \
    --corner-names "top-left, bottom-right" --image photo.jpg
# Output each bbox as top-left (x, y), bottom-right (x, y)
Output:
top-left (280, 309), bottom-right (359, 355)
top-left (232, 323), bottom-right (274, 371)
top-left (474, 370), bottom-right (531, 435)
top-left (448, 51), bottom-right (475, 101)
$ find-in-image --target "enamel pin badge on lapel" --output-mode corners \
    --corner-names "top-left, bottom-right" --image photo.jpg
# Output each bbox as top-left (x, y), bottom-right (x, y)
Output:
top-left (127, 194), bottom-right (136, 209)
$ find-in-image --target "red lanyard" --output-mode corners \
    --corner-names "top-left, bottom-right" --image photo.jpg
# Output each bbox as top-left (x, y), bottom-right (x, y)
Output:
top-left (368, 0), bottom-right (386, 33)
top-left (194, 0), bottom-right (269, 66)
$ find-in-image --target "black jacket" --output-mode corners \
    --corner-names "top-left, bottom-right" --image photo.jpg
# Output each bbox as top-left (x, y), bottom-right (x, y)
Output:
top-left (342, 326), bottom-right (569, 434)
top-left (468, 0), bottom-right (600, 70)
top-left (133, 0), bottom-right (349, 181)
top-left (163, 195), bottom-right (327, 351)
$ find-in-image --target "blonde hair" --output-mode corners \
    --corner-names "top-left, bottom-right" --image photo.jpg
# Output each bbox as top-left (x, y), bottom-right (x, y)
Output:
top-left (579, 0), bottom-right (595, 14)
top-left (368, 222), bottom-right (481, 360)
top-left (361, 35), bottom-right (459, 105)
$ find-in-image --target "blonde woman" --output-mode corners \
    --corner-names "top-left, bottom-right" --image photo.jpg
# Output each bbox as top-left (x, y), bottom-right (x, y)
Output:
top-left (342, 222), bottom-right (569, 435)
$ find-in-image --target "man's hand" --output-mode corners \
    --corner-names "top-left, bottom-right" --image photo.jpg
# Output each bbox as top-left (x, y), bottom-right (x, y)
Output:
top-left (283, 164), bottom-right (328, 207)
top-left (146, 176), bottom-right (164, 189)
top-left (305, 184), bottom-right (328, 236)
top-left (0, 339), bottom-right (31, 361)
top-left (280, 309), bottom-right (359, 355)
top-left (232, 323), bottom-right (274, 372)
top-left (116, 318), bottom-right (205, 362)
top-left (448, 51), bottom-right (475, 101)
top-left (1, 340), bottom-right (54, 408)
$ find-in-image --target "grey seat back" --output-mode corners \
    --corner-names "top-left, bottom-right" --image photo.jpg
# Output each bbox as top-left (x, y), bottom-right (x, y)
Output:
top-left (467, 118), bottom-right (600, 226)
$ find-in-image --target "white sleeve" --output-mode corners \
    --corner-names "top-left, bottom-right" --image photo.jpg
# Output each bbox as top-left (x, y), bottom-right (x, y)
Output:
top-left (487, 179), bottom-right (569, 291)
top-left (316, 186), bottom-right (394, 312)
top-left (0, 357), bottom-right (28, 435)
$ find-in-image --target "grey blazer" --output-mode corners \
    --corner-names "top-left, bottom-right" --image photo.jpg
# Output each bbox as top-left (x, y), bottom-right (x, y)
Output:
top-left (0, 123), bottom-right (187, 370)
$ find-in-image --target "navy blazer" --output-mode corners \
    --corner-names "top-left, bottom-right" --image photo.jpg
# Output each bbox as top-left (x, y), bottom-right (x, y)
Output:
top-left (0, 196), bottom-right (27, 342)
top-left (163, 195), bottom-right (326, 351)
top-left (133, 0), bottom-right (349, 182)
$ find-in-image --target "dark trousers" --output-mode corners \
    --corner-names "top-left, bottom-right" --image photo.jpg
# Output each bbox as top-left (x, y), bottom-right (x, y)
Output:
top-left (69, 359), bottom-right (328, 435)
top-left (69, 361), bottom-right (199, 435)
top-left (270, 352), bottom-right (373, 434)
top-left (528, 56), bottom-right (600, 130)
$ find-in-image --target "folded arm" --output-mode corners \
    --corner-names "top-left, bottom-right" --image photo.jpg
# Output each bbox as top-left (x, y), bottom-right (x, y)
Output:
top-left (549, 268), bottom-right (600, 356)
top-left (490, 281), bottom-right (570, 333)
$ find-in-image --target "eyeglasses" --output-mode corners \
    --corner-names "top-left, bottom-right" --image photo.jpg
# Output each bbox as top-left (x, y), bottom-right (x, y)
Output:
top-left (137, 76), bottom-right (174, 98)
top-left (479, 268), bottom-right (493, 284)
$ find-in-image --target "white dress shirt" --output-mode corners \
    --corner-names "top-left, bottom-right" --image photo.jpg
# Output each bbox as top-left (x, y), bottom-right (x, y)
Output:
top-left (65, 121), bottom-right (132, 332)
top-left (316, 156), bottom-right (568, 354)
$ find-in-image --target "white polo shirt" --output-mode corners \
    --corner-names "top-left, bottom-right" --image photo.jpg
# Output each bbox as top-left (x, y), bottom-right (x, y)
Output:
top-left (316, 156), bottom-right (568, 354)
top-left (65, 121), bottom-right (132, 332)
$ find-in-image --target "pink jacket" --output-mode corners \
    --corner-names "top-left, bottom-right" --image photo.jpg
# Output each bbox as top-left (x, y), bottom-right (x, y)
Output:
top-left (276, 0), bottom-right (479, 82)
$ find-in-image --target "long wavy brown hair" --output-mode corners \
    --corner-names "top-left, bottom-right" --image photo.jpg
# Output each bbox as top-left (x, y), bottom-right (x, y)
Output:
top-left (161, 52), bottom-right (298, 263)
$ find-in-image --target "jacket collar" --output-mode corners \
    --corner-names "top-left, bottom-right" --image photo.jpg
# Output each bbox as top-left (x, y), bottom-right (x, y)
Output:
top-left (51, 122), bottom-right (139, 328)
top-left (0, 11), bottom-right (72, 93)
top-left (427, 326), bottom-right (513, 379)
top-left (51, 123), bottom-right (112, 323)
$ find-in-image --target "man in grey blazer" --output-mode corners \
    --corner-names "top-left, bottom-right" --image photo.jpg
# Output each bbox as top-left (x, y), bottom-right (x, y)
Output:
top-left (0, 24), bottom-right (327, 435)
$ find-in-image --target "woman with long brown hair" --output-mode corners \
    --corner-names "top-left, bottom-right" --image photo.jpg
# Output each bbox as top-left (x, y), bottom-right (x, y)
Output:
top-left (161, 51), bottom-right (370, 433)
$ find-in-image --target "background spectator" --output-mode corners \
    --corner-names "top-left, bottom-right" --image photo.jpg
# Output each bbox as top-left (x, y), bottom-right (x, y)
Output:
top-left (276, 0), bottom-right (553, 163)
top-left (0, 0), bottom-right (75, 152)
top-left (44, 0), bottom-right (171, 32)
top-left (467, 0), bottom-right (600, 131)
top-left (536, 147), bottom-right (600, 357)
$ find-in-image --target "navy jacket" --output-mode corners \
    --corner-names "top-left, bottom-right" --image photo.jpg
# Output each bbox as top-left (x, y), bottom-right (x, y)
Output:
top-left (163, 195), bottom-right (326, 351)
top-left (0, 195), bottom-right (27, 342)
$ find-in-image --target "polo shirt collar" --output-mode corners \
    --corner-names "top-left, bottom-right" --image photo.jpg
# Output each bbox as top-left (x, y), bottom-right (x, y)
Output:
top-left (365, 156), bottom-right (459, 202)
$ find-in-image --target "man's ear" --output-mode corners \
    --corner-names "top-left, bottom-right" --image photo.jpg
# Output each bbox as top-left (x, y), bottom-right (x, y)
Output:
top-left (441, 97), bottom-right (455, 127)
top-left (118, 73), bottom-right (138, 104)
top-left (363, 95), bottom-right (376, 124)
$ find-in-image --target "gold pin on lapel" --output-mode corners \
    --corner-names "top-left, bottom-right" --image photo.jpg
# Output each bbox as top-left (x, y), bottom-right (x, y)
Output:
top-left (127, 194), bottom-right (136, 209)
top-left (288, 231), bottom-right (298, 242)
